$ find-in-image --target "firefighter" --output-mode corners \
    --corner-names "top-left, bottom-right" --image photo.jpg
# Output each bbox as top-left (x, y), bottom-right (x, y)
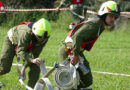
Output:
top-left (0, 18), bottom-right (51, 88)
top-left (57, 0), bottom-right (88, 24)
top-left (58, 1), bottom-right (120, 89)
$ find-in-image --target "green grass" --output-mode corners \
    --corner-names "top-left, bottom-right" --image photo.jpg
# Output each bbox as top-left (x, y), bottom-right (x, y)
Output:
top-left (0, 12), bottom-right (130, 90)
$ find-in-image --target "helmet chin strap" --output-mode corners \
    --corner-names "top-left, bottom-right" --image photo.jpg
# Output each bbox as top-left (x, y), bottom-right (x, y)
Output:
top-left (98, 14), bottom-right (108, 25)
top-left (28, 22), bottom-right (34, 29)
top-left (42, 31), bottom-right (48, 40)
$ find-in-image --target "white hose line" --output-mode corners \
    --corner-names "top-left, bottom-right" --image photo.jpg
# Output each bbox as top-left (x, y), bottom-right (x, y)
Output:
top-left (93, 71), bottom-right (130, 77)
top-left (19, 79), bottom-right (33, 90)
top-left (17, 63), bottom-right (53, 90)
top-left (42, 78), bottom-right (53, 90)
top-left (34, 78), bottom-right (53, 90)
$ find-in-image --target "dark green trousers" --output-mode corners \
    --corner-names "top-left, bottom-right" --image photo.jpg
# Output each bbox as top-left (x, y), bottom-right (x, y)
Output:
top-left (0, 36), bottom-right (40, 88)
top-left (58, 45), bottom-right (93, 89)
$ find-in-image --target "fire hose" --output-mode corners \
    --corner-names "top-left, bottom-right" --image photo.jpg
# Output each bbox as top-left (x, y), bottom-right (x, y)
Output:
top-left (34, 62), bottom-right (59, 90)
top-left (54, 63), bottom-right (80, 90)
top-left (34, 61), bottom-right (81, 90)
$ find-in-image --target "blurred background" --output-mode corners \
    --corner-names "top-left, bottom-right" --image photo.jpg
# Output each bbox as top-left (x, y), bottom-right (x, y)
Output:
top-left (0, 0), bottom-right (130, 31)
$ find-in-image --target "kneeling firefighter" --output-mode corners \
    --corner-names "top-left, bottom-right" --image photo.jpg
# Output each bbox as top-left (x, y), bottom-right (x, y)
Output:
top-left (58, 1), bottom-right (120, 90)
top-left (0, 18), bottom-right (51, 88)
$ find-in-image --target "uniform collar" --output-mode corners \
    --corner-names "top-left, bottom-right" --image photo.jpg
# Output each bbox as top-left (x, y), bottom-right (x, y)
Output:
top-left (96, 16), bottom-right (108, 29)
top-left (28, 22), bottom-right (34, 29)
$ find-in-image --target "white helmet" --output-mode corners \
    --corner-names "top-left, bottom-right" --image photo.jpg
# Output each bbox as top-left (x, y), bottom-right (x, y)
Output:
top-left (98, 1), bottom-right (120, 17)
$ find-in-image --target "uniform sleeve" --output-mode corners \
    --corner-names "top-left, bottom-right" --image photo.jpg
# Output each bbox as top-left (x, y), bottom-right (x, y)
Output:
top-left (17, 30), bottom-right (34, 62)
top-left (72, 22), bottom-right (99, 56)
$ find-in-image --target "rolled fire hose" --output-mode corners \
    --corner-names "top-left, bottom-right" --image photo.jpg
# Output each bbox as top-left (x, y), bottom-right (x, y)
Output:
top-left (54, 63), bottom-right (80, 90)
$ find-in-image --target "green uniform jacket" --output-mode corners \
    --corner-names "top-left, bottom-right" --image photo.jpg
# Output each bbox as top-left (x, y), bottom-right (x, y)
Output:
top-left (10, 24), bottom-right (48, 63)
top-left (70, 17), bottom-right (105, 56)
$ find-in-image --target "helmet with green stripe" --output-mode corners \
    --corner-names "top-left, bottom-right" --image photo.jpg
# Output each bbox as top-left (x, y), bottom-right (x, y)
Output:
top-left (98, 1), bottom-right (120, 18)
top-left (32, 18), bottom-right (51, 39)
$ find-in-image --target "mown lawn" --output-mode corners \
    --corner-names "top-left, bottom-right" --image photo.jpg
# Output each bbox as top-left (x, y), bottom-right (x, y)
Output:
top-left (0, 12), bottom-right (130, 90)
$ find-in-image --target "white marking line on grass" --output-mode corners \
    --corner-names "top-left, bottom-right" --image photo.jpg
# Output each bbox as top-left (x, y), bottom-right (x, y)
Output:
top-left (12, 63), bottom-right (23, 66)
top-left (12, 63), bottom-right (130, 77)
top-left (92, 71), bottom-right (130, 77)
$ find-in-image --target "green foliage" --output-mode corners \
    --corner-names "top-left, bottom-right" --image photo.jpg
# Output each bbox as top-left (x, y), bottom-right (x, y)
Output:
top-left (0, 11), bottom-right (60, 27)
top-left (0, 0), bottom-right (59, 26)
top-left (1, 0), bottom-right (129, 27)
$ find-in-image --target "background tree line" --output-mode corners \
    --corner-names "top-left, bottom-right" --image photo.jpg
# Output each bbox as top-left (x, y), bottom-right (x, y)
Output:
top-left (0, 0), bottom-right (130, 28)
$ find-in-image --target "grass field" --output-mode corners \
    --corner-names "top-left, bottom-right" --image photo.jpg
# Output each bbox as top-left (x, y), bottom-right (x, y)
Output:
top-left (0, 12), bottom-right (130, 90)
